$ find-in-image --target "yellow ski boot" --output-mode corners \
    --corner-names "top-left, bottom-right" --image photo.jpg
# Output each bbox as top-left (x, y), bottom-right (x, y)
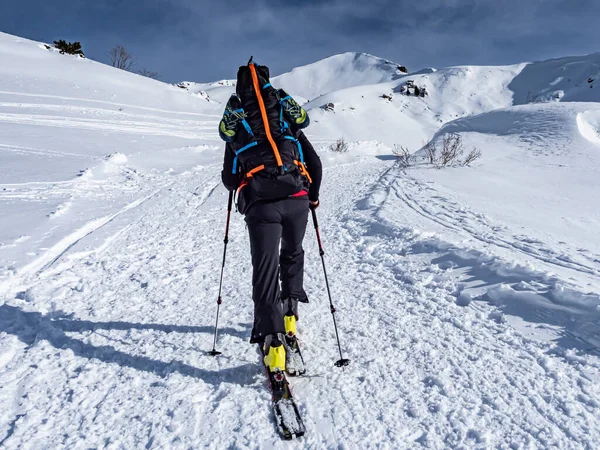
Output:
top-left (284, 312), bottom-right (297, 339)
top-left (263, 334), bottom-right (286, 373)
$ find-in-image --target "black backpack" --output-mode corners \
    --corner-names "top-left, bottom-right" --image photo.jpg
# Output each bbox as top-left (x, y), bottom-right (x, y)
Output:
top-left (225, 61), bottom-right (311, 212)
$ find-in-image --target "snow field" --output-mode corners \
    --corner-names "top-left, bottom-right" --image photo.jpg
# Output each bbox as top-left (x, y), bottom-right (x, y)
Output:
top-left (5, 154), bottom-right (598, 448)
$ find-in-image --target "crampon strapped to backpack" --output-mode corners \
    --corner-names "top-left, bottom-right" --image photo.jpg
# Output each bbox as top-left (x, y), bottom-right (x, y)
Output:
top-left (219, 58), bottom-right (311, 214)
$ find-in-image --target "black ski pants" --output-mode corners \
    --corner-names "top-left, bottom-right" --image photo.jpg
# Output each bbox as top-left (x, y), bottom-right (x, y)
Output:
top-left (245, 196), bottom-right (309, 343)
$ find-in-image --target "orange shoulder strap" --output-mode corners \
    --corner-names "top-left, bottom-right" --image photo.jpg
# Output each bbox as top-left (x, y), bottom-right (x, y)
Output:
top-left (249, 63), bottom-right (284, 171)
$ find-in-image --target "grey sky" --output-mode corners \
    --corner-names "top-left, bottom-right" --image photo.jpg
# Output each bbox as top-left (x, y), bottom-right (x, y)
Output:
top-left (1, 0), bottom-right (598, 82)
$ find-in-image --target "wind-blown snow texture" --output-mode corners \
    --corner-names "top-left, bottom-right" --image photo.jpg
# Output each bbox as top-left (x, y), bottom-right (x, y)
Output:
top-left (1, 32), bottom-right (599, 449)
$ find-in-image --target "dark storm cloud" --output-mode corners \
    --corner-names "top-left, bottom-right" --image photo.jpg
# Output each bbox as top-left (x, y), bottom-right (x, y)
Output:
top-left (1, 0), bottom-right (598, 82)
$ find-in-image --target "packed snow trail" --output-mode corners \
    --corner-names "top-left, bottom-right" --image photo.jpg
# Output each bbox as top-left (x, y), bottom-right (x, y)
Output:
top-left (1, 155), bottom-right (599, 448)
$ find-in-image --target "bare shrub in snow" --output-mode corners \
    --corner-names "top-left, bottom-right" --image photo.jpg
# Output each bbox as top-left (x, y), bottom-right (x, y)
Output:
top-left (323, 102), bottom-right (335, 112)
top-left (53, 40), bottom-right (84, 56)
top-left (109, 45), bottom-right (135, 71)
top-left (392, 144), bottom-right (412, 167)
top-left (438, 133), bottom-right (464, 167)
top-left (137, 68), bottom-right (160, 80)
top-left (424, 141), bottom-right (437, 165)
top-left (461, 148), bottom-right (482, 166)
top-left (424, 134), bottom-right (481, 168)
top-left (329, 138), bottom-right (349, 153)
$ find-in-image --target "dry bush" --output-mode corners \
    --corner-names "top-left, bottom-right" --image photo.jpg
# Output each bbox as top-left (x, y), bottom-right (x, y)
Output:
top-left (461, 148), bottom-right (482, 166)
top-left (392, 144), bottom-right (412, 167)
top-left (109, 45), bottom-right (135, 71)
top-left (329, 137), bottom-right (349, 153)
top-left (424, 141), bottom-right (437, 165)
top-left (423, 133), bottom-right (482, 168)
top-left (137, 68), bottom-right (160, 80)
top-left (438, 133), bottom-right (464, 167)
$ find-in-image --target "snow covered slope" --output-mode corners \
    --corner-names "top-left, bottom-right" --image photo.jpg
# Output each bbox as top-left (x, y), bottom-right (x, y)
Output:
top-left (179, 79), bottom-right (236, 105)
top-left (1, 31), bottom-right (600, 449)
top-left (0, 34), bottom-right (216, 113)
top-left (273, 52), bottom-right (405, 101)
top-left (510, 53), bottom-right (600, 104)
top-left (411, 100), bottom-right (600, 304)
top-left (279, 53), bottom-right (599, 151)
top-left (303, 63), bottom-right (523, 149)
top-left (0, 31), bottom-right (223, 289)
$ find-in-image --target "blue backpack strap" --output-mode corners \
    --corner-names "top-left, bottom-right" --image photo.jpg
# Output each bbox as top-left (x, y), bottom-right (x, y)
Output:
top-left (276, 90), bottom-right (290, 133)
top-left (283, 135), bottom-right (304, 164)
top-left (232, 108), bottom-right (254, 137)
top-left (241, 119), bottom-right (254, 136)
top-left (232, 141), bottom-right (258, 174)
top-left (279, 107), bottom-right (289, 132)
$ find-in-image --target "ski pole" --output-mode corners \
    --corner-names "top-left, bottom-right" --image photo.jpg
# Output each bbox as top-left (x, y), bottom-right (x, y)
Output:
top-left (311, 208), bottom-right (350, 367)
top-left (209, 190), bottom-right (234, 356)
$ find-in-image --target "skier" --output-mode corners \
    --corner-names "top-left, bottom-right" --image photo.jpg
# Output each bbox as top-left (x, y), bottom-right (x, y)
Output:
top-left (219, 60), bottom-right (322, 376)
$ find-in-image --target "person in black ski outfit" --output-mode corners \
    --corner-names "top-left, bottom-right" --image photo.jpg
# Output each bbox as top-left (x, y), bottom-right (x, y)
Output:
top-left (219, 61), bottom-right (322, 373)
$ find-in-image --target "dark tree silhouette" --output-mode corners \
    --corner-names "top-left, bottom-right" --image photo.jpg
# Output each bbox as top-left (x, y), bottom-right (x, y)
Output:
top-left (137, 68), bottom-right (160, 80)
top-left (53, 40), bottom-right (84, 56)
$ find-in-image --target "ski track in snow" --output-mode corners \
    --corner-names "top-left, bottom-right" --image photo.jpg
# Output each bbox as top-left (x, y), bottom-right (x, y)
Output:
top-left (0, 111), bottom-right (213, 139)
top-left (1, 157), bottom-right (599, 449)
top-left (0, 143), bottom-right (100, 161)
top-left (392, 175), bottom-right (600, 279)
top-left (21, 187), bottom-right (169, 276)
top-left (0, 90), bottom-right (221, 118)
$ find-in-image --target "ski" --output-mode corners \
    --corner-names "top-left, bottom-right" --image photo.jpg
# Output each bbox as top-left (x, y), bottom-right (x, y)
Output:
top-left (260, 346), bottom-right (306, 440)
top-left (284, 334), bottom-right (306, 377)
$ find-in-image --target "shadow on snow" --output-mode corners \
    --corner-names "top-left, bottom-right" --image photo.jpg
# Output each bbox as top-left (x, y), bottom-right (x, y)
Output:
top-left (0, 304), bottom-right (259, 386)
